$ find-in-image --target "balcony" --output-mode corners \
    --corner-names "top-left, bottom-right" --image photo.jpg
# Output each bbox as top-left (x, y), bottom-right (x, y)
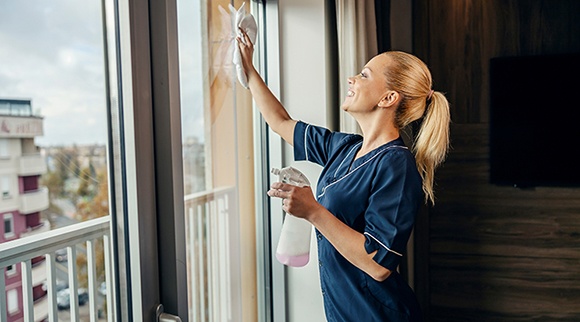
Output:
top-left (19, 220), bottom-right (51, 239)
top-left (18, 154), bottom-right (48, 176)
top-left (0, 216), bottom-right (112, 322)
top-left (1, 188), bottom-right (238, 321)
top-left (33, 294), bottom-right (49, 322)
top-left (184, 186), bottom-right (240, 322)
top-left (19, 187), bottom-right (49, 214)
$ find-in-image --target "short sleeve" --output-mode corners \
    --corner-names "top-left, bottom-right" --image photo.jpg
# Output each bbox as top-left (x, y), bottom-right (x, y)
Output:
top-left (363, 150), bottom-right (423, 271)
top-left (293, 121), bottom-right (354, 167)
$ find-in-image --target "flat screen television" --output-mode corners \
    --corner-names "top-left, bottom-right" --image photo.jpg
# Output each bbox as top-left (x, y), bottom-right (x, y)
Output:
top-left (489, 52), bottom-right (580, 188)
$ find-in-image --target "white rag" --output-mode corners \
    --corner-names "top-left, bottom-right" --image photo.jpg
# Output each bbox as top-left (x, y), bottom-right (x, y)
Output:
top-left (231, 3), bottom-right (257, 88)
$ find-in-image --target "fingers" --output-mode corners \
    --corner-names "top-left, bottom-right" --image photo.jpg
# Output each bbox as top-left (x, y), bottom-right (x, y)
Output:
top-left (267, 187), bottom-right (287, 199)
top-left (237, 27), bottom-right (253, 46)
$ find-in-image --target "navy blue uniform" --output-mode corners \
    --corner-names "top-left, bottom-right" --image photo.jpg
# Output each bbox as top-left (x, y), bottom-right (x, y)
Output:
top-left (293, 121), bottom-right (424, 322)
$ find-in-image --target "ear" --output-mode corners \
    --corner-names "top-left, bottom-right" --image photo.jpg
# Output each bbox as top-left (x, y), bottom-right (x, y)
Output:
top-left (378, 90), bottom-right (399, 108)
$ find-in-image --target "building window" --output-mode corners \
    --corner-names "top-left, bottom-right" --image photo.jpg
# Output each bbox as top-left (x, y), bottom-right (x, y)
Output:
top-left (7, 288), bottom-right (19, 314)
top-left (4, 213), bottom-right (14, 238)
top-left (0, 139), bottom-right (9, 158)
top-left (1, 175), bottom-right (11, 199)
top-left (6, 264), bottom-right (16, 276)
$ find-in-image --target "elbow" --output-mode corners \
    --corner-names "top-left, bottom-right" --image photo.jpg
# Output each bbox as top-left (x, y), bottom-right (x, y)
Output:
top-left (369, 267), bottom-right (392, 282)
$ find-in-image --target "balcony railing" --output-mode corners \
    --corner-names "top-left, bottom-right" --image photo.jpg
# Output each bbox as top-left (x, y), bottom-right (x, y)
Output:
top-left (1, 187), bottom-right (239, 321)
top-left (0, 216), bottom-right (113, 322)
top-left (184, 186), bottom-right (241, 322)
top-left (18, 154), bottom-right (48, 176)
top-left (19, 187), bottom-right (49, 215)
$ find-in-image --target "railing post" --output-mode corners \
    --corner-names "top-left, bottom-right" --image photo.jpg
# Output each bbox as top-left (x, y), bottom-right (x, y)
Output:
top-left (0, 268), bottom-right (6, 322)
top-left (21, 259), bottom-right (34, 321)
top-left (46, 252), bottom-right (58, 322)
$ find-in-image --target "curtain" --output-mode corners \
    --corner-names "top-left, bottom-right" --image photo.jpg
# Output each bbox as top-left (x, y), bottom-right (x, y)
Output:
top-left (335, 0), bottom-right (378, 134)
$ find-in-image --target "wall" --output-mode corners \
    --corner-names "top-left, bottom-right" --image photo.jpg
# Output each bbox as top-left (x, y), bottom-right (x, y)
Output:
top-left (412, 0), bottom-right (580, 320)
top-left (278, 0), bottom-right (330, 321)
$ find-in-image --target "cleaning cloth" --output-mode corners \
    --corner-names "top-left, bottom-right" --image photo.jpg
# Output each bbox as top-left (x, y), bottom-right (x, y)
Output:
top-left (231, 3), bottom-right (257, 88)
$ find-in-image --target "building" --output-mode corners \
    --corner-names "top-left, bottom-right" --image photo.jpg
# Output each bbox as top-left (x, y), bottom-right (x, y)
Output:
top-left (0, 98), bottom-right (49, 321)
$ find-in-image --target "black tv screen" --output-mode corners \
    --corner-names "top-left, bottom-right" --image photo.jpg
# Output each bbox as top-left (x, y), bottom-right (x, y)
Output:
top-left (489, 53), bottom-right (580, 188)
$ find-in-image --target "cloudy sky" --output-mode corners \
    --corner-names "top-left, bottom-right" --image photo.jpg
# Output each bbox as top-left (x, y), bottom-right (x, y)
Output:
top-left (0, 0), bottom-right (205, 147)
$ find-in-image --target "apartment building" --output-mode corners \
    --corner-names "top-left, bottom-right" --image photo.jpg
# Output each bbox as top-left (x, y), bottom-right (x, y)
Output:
top-left (0, 98), bottom-right (49, 321)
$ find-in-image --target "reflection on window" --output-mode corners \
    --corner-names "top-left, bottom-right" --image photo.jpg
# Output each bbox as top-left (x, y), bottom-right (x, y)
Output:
top-left (178, 0), bottom-right (257, 321)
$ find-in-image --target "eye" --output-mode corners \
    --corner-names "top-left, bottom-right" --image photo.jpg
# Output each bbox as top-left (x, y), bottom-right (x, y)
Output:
top-left (359, 71), bottom-right (367, 78)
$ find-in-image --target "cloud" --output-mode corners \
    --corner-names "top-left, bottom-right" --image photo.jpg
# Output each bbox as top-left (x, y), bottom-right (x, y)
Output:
top-left (0, 0), bottom-right (107, 146)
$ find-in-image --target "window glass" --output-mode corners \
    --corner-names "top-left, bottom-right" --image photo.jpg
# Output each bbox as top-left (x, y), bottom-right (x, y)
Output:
top-left (7, 289), bottom-right (18, 314)
top-left (4, 213), bottom-right (14, 237)
top-left (0, 1), bottom-right (111, 319)
top-left (177, 1), bottom-right (257, 321)
top-left (1, 175), bottom-right (11, 198)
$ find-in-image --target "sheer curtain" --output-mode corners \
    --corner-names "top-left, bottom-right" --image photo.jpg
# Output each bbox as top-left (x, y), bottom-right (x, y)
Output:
top-left (335, 0), bottom-right (378, 134)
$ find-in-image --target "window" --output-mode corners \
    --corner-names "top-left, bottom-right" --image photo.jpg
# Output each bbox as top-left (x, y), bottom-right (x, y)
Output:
top-left (0, 1), bottom-right (111, 319)
top-left (5, 264), bottom-right (16, 276)
top-left (7, 288), bottom-right (19, 314)
top-left (177, 1), bottom-right (259, 320)
top-left (1, 175), bottom-right (11, 199)
top-left (3, 213), bottom-right (14, 238)
top-left (0, 139), bottom-right (9, 158)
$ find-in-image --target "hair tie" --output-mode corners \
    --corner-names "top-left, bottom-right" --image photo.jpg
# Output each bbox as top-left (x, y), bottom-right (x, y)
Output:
top-left (427, 89), bottom-right (434, 101)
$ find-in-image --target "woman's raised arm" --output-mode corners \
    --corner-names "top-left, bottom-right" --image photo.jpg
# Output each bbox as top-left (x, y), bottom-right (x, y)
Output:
top-left (237, 29), bottom-right (297, 145)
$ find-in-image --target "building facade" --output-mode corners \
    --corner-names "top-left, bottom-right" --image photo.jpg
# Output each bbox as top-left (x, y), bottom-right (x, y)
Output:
top-left (0, 98), bottom-right (49, 321)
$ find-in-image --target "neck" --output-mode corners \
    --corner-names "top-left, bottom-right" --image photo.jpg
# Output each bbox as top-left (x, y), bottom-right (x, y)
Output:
top-left (355, 113), bottom-right (399, 157)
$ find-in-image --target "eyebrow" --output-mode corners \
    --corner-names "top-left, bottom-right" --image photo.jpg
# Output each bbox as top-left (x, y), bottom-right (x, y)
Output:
top-left (363, 67), bottom-right (372, 73)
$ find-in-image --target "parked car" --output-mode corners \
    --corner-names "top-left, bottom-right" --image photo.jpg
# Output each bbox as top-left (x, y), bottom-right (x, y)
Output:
top-left (98, 282), bottom-right (107, 296)
top-left (56, 288), bottom-right (89, 310)
top-left (55, 248), bottom-right (68, 262)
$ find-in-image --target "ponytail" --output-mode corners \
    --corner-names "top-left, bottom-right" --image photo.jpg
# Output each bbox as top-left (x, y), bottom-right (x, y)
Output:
top-left (382, 51), bottom-right (451, 205)
top-left (413, 91), bottom-right (450, 204)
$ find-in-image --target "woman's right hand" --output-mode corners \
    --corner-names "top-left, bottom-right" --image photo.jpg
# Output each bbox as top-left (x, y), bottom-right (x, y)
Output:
top-left (236, 27), bottom-right (257, 81)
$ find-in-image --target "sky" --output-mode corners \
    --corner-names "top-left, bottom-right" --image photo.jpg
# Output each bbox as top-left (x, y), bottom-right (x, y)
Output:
top-left (0, 0), bottom-right (205, 147)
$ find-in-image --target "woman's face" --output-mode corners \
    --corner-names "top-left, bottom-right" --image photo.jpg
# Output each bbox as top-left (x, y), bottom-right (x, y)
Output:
top-left (341, 54), bottom-right (392, 113)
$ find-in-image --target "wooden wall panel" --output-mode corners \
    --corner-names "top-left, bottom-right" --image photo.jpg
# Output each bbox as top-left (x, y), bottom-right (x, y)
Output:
top-left (412, 1), bottom-right (580, 320)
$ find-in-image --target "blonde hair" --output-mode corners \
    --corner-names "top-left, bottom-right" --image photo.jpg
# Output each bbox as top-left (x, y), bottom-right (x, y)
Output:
top-left (382, 51), bottom-right (451, 205)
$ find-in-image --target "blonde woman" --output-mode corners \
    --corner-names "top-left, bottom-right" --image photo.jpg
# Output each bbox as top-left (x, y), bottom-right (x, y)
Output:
top-left (238, 29), bottom-right (450, 321)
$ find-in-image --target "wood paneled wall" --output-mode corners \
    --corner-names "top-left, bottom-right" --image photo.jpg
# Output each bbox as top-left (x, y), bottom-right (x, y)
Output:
top-left (412, 1), bottom-right (580, 321)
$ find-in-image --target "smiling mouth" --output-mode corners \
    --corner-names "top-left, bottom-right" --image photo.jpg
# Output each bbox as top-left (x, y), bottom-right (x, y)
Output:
top-left (347, 90), bottom-right (354, 97)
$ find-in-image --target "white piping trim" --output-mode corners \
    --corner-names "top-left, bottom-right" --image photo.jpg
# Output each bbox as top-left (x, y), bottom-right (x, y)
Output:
top-left (304, 124), bottom-right (311, 161)
top-left (317, 145), bottom-right (407, 198)
top-left (333, 142), bottom-right (362, 178)
top-left (364, 232), bottom-right (403, 257)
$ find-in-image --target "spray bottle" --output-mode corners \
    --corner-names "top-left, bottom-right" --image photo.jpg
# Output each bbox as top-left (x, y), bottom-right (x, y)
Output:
top-left (271, 166), bottom-right (312, 267)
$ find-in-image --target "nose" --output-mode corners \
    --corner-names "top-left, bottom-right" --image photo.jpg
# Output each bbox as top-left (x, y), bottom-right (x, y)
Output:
top-left (347, 77), bottom-right (354, 84)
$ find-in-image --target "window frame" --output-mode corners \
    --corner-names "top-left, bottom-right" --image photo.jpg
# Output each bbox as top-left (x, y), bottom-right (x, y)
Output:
top-left (3, 213), bottom-right (14, 239)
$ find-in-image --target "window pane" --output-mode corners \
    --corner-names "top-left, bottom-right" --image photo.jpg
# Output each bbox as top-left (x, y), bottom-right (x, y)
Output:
top-left (177, 0), bottom-right (257, 321)
top-left (0, 1), bottom-right (111, 320)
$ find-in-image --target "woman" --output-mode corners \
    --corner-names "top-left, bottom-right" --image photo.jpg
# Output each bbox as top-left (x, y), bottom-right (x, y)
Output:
top-left (237, 29), bottom-right (450, 322)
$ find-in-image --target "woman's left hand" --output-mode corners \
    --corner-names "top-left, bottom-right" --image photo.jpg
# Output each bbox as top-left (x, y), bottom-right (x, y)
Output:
top-left (267, 182), bottom-right (323, 221)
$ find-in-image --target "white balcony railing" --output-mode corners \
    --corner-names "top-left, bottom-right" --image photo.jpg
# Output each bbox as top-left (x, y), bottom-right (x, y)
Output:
top-left (18, 154), bottom-right (48, 176)
top-left (184, 186), bottom-right (241, 322)
top-left (0, 216), bottom-right (113, 322)
top-left (1, 187), bottom-right (239, 322)
top-left (19, 187), bottom-right (49, 214)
